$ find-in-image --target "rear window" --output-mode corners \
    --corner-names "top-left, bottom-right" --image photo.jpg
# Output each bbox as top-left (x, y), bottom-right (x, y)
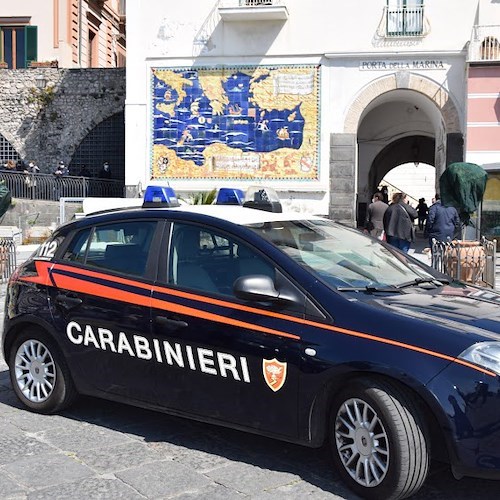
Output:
top-left (61, 221), bottom-right (157, 277)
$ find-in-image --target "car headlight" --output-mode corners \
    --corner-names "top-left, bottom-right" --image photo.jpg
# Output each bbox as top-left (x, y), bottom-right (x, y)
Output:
top-left (459, 342), bottom-right (500, 376)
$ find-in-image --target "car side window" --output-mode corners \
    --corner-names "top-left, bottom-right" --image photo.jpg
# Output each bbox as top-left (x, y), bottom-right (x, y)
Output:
top-left (62, 221), bottom-right (157, 277)
top-left (62, 228), bottom-right (92, 263)
top-left (168, 223), bottom-right (275, 297)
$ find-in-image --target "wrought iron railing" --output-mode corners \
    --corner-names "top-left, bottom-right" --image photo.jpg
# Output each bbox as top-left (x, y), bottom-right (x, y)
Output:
top-left (431, 237), bottom-right (497, 288)
top-left (0, 171), bottom-right (124, 201)
top-left (220, 0), bottom-right (282, 7)
top-left (469, 25), bottom-right (500, 62)
top-left (0, 237), bottom-right (17, 283)
top-left (241, 0), bottom-right (274, 5)
top-left (385, 4), bottom-right (425, 37)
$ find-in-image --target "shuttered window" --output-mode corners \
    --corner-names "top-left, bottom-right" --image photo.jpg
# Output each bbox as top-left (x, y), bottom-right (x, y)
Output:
top-left (0, 25), bottom-right (37, 68)
top-left (25, 25), bottom-right (37, 67)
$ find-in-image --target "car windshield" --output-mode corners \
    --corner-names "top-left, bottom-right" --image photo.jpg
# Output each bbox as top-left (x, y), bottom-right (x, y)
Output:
top-left (246, 218), bottom-right (435, 289)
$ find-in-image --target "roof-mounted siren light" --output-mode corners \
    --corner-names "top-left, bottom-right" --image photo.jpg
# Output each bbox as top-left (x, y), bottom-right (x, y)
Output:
top-left (215, 187), bottom-right (245, 205)
top-left (242, 186), bottom-right (282, 213)
top-left (142, 185), bottom-right (180, 208)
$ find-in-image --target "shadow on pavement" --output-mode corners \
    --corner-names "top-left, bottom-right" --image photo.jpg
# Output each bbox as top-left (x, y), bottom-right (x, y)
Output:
top-left (1, 366), bottom-right (499, 500)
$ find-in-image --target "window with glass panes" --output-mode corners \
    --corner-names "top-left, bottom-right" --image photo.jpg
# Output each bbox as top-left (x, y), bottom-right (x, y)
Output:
top-left (0, 25), bottom-right (37, 69)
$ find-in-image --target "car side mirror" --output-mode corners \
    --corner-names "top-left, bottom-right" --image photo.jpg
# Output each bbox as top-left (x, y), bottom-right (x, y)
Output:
top-left (233, 275), bottom-right (296, 304)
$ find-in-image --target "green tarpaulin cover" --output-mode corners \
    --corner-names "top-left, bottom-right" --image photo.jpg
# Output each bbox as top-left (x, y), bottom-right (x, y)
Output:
top-left (0, 183), bottom-right (11, 219)
top-left (439, 162), bottom-right (487, 225)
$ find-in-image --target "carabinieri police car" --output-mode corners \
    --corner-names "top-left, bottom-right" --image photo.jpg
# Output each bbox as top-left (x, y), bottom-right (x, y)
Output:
top-left (3, 186), bottom-right (500, 499)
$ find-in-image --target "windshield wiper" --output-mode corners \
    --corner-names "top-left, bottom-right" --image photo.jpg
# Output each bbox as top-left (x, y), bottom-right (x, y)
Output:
top-left (337, 285), bottom-right (402, 293)
top-left (396, 277), bottom-right (449, 289)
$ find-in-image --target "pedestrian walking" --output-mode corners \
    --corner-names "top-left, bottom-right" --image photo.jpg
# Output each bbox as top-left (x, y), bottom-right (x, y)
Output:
top-left (98, 161), bottom-right (112, 179)
top-left (54, 160), bottom-right (69, 177)
top-left (78, 165), bottom-right (91, 177)
top-left (24, 161), bottom-right (40, 199)
top-left (416, 198), bottom-right (429, 231)
top-left (3, 159), bottom-right (16, 171)
top-left (426, 194), bottom-right (460, 246)
top-left (98, 161), bottom-right (112, 196)
top-left (365, 192), bottom-right (388, 239)
top-left (53, 160), bottom-right (69, 199)
top-left (15, 159), bottom-right (26, 172)
top-left (380, 185), bottom-right (389, 204)
top-left (383, 192), bottom-right (418, 253)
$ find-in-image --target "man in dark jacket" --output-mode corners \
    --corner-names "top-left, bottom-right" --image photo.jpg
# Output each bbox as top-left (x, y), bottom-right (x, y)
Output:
top-left (383, 192), bottom-right (418, 253)
top-left (426, 193), bottom-right (460, 246)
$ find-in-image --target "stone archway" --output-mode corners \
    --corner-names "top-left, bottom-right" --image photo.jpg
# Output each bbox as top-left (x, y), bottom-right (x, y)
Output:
top-left (344, 72), bottom-right (461, 134)
top-left (69, 112), bottom-right (125, 179)
top-left (329, 72), bottom-right (463, 226)
top-left (0, 68), bottom-right (125, 173)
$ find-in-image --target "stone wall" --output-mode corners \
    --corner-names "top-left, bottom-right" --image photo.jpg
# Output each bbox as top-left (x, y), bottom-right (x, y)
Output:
top-left (0, 68), bottom-right (125, 173)
top-left (0, 198), bottom-right (82, 244)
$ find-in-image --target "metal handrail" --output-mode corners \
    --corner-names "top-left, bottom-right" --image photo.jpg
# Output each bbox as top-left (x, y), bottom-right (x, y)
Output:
top-left (220, 0), bottom-right (282, 7)
top-left (385, 5), bottom-right (425, 37)
top-left (0, 170), bottom-right (124, 200)
top-left (379, 180), bottom-right (419, 206)
top-left (0, 237), bottom-right (17, 283)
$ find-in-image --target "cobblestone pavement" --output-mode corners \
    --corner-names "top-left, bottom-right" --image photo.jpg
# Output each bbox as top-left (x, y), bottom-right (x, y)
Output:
top-left (1, 246), bottom-right (499, 499)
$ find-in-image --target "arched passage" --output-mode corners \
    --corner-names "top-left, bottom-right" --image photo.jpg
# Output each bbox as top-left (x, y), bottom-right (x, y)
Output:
top-left (69, 112), bottom-right (125, 179)
top-left (329, 72), bottom-right (464, 226)
top-left (344, 72), bottom-right (461, 135)
top-left (369, 135), bottom-right (435, 193)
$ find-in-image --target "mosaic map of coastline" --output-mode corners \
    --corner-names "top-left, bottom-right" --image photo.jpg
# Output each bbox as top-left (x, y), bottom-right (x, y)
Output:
top-left (151, 66), bottom-right (320, 181)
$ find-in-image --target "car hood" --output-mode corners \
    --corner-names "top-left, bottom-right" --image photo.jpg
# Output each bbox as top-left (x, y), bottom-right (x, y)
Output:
top-left (368, 284), bottom-right (500, 339)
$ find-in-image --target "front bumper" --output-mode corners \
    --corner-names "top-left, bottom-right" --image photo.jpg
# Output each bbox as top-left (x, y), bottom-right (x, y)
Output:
top-left (427, 362), bottom-right (500, 480)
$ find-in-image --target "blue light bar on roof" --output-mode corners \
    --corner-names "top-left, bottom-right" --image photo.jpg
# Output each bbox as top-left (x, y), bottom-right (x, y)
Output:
top-left (243, 186), bottom-right (282, 213)
top-left (142, 185), bottom-right (180, 208)
top-left (215, 188), bottom-right (244, 205)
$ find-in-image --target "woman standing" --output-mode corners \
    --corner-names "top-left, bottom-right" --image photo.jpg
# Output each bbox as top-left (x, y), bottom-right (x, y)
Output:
top-left (383, 192), bottom-right (418, 253)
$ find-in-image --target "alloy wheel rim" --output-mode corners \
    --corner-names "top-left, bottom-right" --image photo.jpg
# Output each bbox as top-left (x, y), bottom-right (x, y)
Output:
top-left (335, 397), bottom-right (389, 487)
top-left (14, 340), bottom-right (56, 403)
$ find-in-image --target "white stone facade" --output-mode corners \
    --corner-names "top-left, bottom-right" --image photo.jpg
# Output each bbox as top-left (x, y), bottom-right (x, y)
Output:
top-left (125, 0), bottom-right (499, 222)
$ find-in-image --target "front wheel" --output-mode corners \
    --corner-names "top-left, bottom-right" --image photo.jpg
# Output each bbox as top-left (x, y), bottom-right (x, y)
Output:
top-left (330, 378), bottom-right (429, 500)
top-left (9, 328), bottom-right (77, 414)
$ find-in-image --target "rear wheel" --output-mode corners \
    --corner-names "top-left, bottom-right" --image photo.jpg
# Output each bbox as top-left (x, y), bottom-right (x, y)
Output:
top-left (9, 328), bottom-right (77, 414)
top-left (330, 378), bottom-right (429, 500)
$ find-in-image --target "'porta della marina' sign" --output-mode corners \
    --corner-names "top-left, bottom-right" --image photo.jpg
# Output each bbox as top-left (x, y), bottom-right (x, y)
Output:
top-left (360, 60), bottom-right (445, 71)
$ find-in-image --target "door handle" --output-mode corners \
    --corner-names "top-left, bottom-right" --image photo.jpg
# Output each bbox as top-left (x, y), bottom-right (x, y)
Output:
top-left (55, 293), bottom-right (83, 309)
top-left (155, 315), bottom-right (188, 329)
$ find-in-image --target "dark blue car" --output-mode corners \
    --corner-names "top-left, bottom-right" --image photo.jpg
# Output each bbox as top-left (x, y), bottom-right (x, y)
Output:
top-left (2, 203), bottom-right (500, 499)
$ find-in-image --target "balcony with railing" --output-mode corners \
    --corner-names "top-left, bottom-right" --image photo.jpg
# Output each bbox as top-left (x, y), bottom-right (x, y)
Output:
top-left (218, 0), bottom-right (288, 21)
top-left (384, 4), bottom-right (427, 38)
top-left (469, 25), bottom-right (500, 63)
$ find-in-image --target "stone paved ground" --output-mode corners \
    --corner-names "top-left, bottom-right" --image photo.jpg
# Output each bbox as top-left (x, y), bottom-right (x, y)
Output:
top-left (1, 371), bottom-right (499, 499)
top-left (1, 245), bottom-right (499, 499)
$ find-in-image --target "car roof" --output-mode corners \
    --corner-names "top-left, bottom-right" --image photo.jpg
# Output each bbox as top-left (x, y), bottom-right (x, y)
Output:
top-left (82, 198), bottom-right (325, 226)
top-left (166, 204), bottom-right (325, 225)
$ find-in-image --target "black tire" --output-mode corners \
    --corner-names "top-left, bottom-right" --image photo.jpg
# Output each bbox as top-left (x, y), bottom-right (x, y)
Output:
top-left (8, 328), bottom-right (77, 414)
top-left (330, 378), bottom-right (429, 500)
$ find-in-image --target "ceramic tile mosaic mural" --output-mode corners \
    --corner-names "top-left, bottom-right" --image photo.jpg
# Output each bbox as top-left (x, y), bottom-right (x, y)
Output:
top-left (150, 65), bottom-right (320, 181)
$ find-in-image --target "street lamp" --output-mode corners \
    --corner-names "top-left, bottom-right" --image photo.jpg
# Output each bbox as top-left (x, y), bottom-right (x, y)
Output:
top-left (35, 74), bottom-right (47, 90)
